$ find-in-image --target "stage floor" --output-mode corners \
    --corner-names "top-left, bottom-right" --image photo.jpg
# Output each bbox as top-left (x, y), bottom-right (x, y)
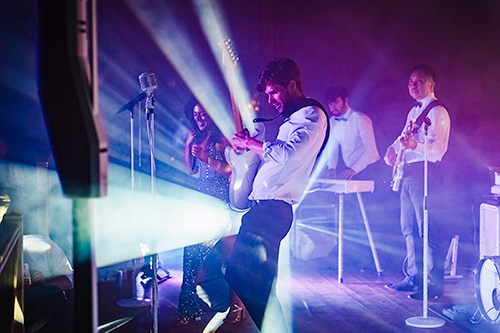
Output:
top-left (95, 245), bottom-right (500, 333)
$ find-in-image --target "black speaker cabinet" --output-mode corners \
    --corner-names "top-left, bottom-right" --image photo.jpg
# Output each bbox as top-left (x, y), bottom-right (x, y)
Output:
top-left (38, 0), bottom-right (107, 198)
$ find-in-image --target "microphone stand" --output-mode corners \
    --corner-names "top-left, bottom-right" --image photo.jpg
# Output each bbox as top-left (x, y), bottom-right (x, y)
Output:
top-left (115, 92), bottom-right (159, 333)
top-left (144, 92), bottom-right (156, 192)
top-left (406, 117), bottom-right (445, 328)
top-left (117, 93), bottom-right (147, 189)
top-left (131, 110), bottom-right (135, 190)
top-left (144, 92), bottom-right (159, 333)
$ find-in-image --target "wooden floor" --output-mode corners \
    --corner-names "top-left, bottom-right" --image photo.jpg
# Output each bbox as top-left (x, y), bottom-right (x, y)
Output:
top-left (53, 192), bottom-right (499, 332)
top-left (92, 194), bottom-right (500, 333)
top-left (94, 245), bottom-right (500, 333)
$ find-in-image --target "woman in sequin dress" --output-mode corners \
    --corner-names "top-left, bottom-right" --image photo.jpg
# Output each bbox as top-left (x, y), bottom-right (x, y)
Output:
top-left (176, 98), bottom-right (231, 326)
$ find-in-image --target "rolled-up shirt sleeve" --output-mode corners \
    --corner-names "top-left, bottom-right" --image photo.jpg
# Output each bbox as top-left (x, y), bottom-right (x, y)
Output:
top-left (262, 106), bottom-right (325, 164)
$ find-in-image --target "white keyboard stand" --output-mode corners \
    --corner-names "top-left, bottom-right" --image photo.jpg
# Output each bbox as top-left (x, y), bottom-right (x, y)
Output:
top-left (308, 179), bottom-right (383, 283)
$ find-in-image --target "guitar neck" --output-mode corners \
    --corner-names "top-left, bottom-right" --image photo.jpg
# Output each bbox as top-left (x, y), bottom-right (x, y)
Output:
top-left (219, 39), bottom-right (243, 134)
top-left (228, 74), bottom-right (243, 133)
top-left (226, 67), bottom-right (243, 133)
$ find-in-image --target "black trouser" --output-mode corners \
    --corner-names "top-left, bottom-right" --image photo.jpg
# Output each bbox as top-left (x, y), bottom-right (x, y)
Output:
top-left (197, 239), bottom-right (231, 313)
top-left (225, 200), bottom-right (293, 331)
top-left (402, 162), bottom-right (447, 294)
top-left (25, 284), bottom-right (67, 333)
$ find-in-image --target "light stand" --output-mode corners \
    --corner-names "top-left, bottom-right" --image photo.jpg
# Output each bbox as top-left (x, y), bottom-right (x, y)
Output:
top-left (406, 117), bottom-right (445, 328)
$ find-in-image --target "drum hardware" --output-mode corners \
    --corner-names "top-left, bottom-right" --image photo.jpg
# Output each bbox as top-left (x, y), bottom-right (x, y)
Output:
top-left (475, 256), bottom-right (500, 323)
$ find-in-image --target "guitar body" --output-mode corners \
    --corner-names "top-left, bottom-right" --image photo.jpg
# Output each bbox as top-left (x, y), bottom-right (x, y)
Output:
top-left (391, 147), bottom-right (405, 191)
top-left (390, 118), bottom-right (415, 192)
top-left (225, 146), bottom-right (260, 210)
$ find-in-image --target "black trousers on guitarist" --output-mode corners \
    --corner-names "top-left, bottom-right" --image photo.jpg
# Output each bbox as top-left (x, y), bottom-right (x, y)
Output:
top-left (225, 200), bottom-right (292, 331)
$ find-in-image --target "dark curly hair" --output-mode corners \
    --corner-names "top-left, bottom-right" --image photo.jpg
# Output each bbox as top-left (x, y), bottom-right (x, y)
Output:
top-left (184, 96), bottom-right (222, 144)
top-left (256, 58), bottom-right (303, 94)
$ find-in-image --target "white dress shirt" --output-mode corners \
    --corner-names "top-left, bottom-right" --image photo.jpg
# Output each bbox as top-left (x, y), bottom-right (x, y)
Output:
top-left (325, 107), bottom-right (380, 174)
top-left (249, 105), bottom-right (328, 205)
top-left (389, 93), bottom-right (450, 164)
top-left (24, 234), bottom-right (74, 287)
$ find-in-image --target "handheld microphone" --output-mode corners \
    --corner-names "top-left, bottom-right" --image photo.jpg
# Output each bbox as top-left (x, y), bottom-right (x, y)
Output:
top-left (138, 71), bottom-right (158, 94)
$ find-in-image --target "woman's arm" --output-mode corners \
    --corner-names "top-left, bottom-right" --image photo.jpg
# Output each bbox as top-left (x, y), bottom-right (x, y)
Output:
top-left (184, 130), bottom-right (197, 175)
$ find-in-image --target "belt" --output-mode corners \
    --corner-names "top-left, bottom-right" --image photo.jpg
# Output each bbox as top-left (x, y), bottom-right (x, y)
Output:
top-left (249, 199), bottom-right (288, 207)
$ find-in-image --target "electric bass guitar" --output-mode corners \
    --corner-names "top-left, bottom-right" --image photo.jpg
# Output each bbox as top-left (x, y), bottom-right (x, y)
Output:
top-left (218, 39), bottom-right (260, 210)
top-left (391, 118), bottom-right (415, 191)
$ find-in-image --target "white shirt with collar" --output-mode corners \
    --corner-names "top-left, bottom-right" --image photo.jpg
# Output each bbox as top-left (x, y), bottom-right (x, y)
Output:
top-left (249, 105), bottom-right (328, 205)
top-left (325, 107), bottom-right (380, 174)
top-left (389, 93), bottom-right (450, 164)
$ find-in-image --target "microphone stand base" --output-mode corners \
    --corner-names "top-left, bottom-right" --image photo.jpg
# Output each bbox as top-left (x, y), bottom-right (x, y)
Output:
top-left (406, 316), bottom-right (445, 328)
top-left (116, 298), bottom-right (151, 308)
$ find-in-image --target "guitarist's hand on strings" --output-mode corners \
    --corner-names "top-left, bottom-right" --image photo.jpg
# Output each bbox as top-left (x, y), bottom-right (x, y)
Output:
top-left (232, 130), bottom-right (264, 156)
top-left (400, 136), bottom-right (417, 150)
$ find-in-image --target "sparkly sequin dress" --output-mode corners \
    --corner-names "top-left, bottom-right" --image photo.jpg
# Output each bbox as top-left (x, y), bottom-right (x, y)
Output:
top-left (177, 138), bottom-right (229, 321)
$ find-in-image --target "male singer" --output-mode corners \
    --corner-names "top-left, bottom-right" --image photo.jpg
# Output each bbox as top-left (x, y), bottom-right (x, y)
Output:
top-left (225, 58), bottom-right (328, 331)
top-left (384, 65), bottom-right (450, 300)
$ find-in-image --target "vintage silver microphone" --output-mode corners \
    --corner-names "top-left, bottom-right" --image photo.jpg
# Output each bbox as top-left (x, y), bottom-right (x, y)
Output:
top-left (138, 71), bottom-right (158, 117)
top-left (138, 71), bottom-right (158, 94)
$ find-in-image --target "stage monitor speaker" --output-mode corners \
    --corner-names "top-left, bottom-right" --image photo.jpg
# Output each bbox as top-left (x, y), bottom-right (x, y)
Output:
top-left (292, 224), bottom-right (337, 261)
top-left (479, 203), bottom-right (500, 258)
top-left (38, 0), bottom-right (107, 198)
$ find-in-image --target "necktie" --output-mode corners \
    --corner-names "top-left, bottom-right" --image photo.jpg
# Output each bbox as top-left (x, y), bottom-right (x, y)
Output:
top-left (415, 101), bottom-right (422, 108)
top-left (335, 117), bottom-right (347, 121)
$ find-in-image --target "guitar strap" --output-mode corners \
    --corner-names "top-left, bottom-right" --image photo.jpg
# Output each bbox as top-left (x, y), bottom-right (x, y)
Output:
top-left (281, 98), bottom-right (330, 158)
top-left (412, 100), bottom-right (445, 134)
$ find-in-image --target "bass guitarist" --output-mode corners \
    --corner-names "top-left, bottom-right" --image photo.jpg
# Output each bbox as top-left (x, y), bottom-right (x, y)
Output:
top-left (384, 65), bottom-right (451, 300)
top-left (225, 58), bottom-right (329, 332)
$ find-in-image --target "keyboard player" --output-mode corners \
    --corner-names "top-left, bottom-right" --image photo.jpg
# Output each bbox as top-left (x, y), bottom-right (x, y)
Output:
top-left (323, 87), bottom-right (380, 180)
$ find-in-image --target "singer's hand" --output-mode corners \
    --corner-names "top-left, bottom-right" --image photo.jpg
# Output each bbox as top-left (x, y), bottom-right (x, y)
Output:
top-left (191, 144), bottom-right (208, 163)
top-left (400, 137), bottom-right (417, 150)
top-left (384, 147), bottom-right (397, 166)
